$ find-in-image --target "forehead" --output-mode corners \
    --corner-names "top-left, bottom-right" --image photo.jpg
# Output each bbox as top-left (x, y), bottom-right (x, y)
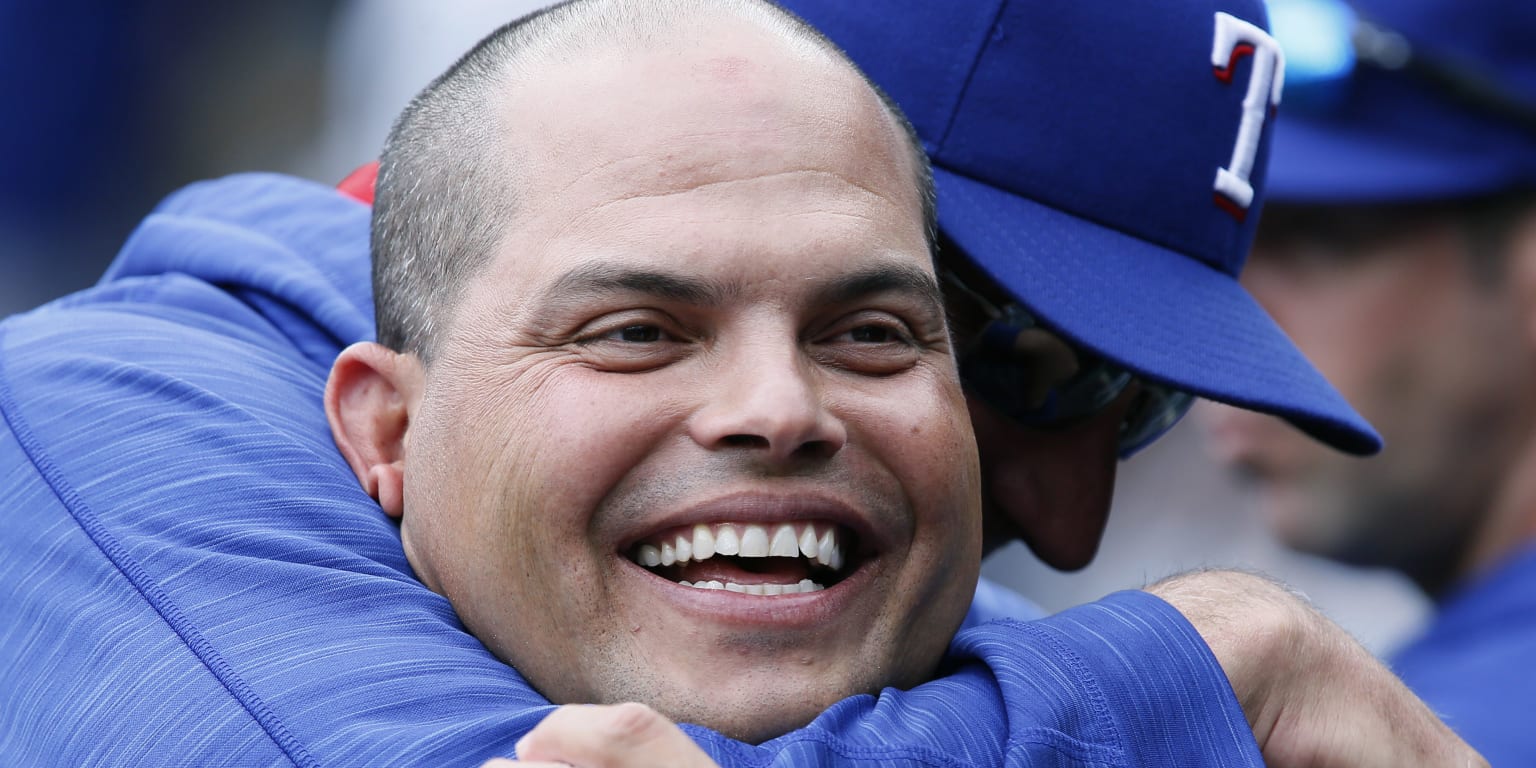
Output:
top-left (492, 17), bottom-right (926, 258)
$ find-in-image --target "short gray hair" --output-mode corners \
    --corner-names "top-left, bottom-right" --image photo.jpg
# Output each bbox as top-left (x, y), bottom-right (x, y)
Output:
top-left (371, 0), bottom-right (936, 360)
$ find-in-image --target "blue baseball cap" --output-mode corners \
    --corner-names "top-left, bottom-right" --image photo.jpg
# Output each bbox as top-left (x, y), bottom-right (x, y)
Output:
top-left (778, 0), bottom-right (1382, 455)
top-left (1264, 0), bottom-right (1536, 202)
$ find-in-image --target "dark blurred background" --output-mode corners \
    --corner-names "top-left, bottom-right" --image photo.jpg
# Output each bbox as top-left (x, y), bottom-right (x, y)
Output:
top-left (0, 1), bottom-right (338, 314)
top-left (0, 0), bottom-right (1429, 652)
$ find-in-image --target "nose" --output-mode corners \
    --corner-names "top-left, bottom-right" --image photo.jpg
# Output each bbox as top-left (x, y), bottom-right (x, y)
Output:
top-left (688, 342), bottom-right (847, 465)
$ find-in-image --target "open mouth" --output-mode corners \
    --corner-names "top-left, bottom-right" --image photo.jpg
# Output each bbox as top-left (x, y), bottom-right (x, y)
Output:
top-left (626, 521), bottom-right (857, 595)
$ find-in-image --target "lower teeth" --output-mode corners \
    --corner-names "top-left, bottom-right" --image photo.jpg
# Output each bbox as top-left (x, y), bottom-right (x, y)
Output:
top-left (679, 579), bottom-right (824, 595)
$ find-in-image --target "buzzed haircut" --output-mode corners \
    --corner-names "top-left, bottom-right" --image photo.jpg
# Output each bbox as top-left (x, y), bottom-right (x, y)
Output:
top-left (370, 0), bottom-right (936, 360)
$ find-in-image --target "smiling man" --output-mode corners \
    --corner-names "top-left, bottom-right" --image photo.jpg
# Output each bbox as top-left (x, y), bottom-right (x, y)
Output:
top-left (324, 0), bottom-right (976, 740)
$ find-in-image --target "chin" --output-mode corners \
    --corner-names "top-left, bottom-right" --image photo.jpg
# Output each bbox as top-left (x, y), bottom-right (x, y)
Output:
top-left (694, 704), bottom-right (825, 745)
top-left (635, 676), bottom-right (857, 744)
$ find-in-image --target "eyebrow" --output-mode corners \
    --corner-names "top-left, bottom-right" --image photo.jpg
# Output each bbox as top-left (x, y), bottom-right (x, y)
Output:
top-left (535, 263), bottom-right (733, 315)
top-left (532, 259), bottom-right (942, 317)
top-left (810, 263), bottom-right (946, 317)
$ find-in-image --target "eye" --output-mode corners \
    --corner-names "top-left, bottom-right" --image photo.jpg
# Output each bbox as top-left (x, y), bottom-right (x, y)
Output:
top-left (829, 318), bottom-right (915, 347)
top-left (848, 324), bottom-right (899, 344)
top-left (575, 314), bottom-right (691, 372)
top-left (612, 324), bottom-right (664, 343)
top-left (815, 313), bottom-right (922, 375)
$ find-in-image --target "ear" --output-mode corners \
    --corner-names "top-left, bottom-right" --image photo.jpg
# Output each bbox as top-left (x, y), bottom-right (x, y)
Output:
top-left (324, 341), bottom-right (424, 519)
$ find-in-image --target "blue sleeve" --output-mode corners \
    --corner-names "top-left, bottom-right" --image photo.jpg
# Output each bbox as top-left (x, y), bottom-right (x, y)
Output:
top-left (981, 593), bottom-right (1266, 766)
top-left (679, 592), bottom-right (1262, 767)
top-left (0, 174), bottom-right (1259, 767)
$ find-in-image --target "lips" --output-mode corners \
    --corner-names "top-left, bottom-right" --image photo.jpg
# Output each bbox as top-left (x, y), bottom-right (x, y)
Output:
top-left (626, 521), bottom-right (854, 594)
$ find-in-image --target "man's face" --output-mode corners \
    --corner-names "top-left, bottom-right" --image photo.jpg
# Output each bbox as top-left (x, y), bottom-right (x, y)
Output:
top-left (1205, 209), bottom-right (1534, 584)
top-left (394, 25), bottom-right (980, 742)
top-left (937, 251), bottom-right (1132, 568)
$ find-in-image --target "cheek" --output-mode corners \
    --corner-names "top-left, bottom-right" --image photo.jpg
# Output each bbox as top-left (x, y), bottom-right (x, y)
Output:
top-left (402, 364), bottom-right (682, 583)
top-left (1347, 292), bottom-right (1498, 444)
top-left (524, 371), bottom-right (693, 493)
top-left (399, 365), bottom-right (690, 694)
top-left (1254, 255), bottom-right (1469, 415)
top-left (1282, 294), bottom-right (1401, 403)
top-left (397, 380), bottom-right (549, 599)
top-left (836, 372), bottom-right (981, 666)
top-left (840, 371), bottom-right (981, 545)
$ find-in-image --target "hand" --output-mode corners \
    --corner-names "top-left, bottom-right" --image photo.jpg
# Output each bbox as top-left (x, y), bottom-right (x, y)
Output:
top-left (1148, 570), bottom-right (1487, 768)
top-left (481, 703), bottom-right (720, 768)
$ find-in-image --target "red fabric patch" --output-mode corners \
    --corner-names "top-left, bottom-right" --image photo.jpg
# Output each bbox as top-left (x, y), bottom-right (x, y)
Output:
top-left (336, 161), bottom-right (379, 205)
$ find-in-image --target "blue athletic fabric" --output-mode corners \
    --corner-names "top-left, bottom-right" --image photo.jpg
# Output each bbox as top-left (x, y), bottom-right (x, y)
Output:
top-left (0, 173), bottom-right (1261, 766)
top-left (1391, 545), bottom-right (1536, 767)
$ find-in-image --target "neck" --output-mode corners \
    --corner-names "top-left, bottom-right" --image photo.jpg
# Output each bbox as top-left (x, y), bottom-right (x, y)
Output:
top-left (1449, 435), bottom-right (1536, 597)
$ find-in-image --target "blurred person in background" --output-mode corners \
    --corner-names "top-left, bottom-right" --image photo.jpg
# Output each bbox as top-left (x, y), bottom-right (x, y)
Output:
top-left (1206, 0), bottom-right (1536, 762)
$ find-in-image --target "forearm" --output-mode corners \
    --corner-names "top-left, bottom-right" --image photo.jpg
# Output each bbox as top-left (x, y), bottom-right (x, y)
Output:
top-left (1147, 569), bottom-right (1485, 768)
top-left (1144, 568), bottom-right (1304, 746)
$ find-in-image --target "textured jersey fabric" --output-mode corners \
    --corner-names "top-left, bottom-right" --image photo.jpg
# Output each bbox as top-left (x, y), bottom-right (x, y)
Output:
top-left (0, 173), bottom-right (1262, 766)
top-left (1390, 545), bottom-right (1536, 767)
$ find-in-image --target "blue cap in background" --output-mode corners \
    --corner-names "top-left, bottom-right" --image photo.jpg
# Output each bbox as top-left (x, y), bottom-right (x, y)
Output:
top-left (779, 0), bottom-right (1382, 455)
top-left (1265, 0), bottom-right (1536, 202)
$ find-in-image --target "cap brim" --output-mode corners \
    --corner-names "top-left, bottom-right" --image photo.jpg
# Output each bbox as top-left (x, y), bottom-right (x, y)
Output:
top-left (1266, 116), bottom-right (1525, 203)
top-left (933, 166), bottom-right (1382, 455)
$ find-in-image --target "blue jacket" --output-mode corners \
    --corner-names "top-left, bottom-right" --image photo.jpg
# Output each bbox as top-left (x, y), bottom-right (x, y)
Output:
top-left (1391, 545), bottom-right (1536, 767)
top-left (0, 173), bottom-right (1262, 766)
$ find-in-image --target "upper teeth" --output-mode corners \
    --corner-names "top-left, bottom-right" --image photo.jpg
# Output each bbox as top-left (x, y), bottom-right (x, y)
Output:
top-left (634, 522), bottom-right (844, 572)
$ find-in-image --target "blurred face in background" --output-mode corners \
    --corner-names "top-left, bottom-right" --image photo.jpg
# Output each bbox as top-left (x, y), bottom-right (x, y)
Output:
top-left (1204, 202), bottom-right (1536, 591)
